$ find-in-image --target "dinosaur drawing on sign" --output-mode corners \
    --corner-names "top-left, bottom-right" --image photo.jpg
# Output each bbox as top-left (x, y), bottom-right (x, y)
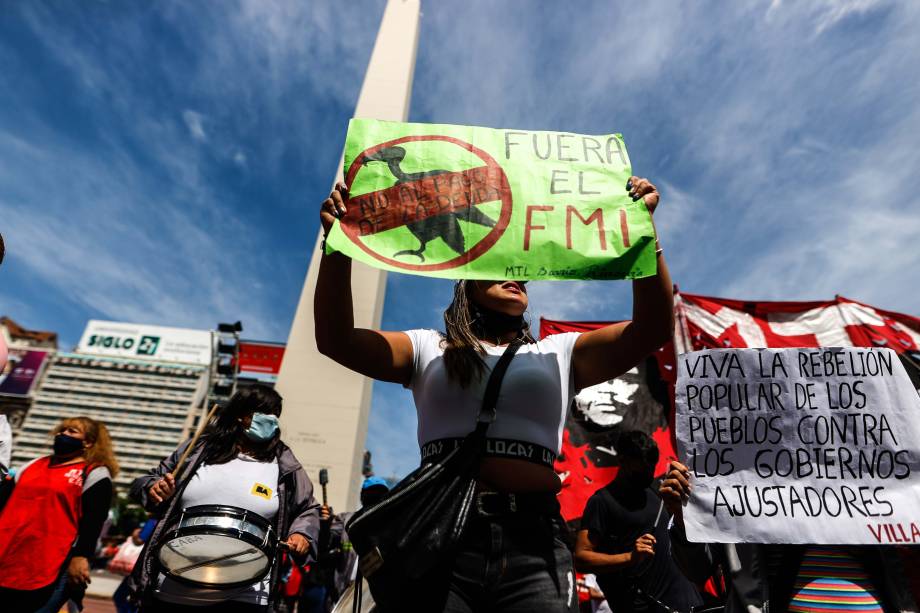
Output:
top-left (361, 146), bottom-right (496, 262)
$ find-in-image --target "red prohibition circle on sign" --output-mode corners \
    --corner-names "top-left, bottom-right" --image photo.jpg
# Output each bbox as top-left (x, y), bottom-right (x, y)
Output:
top-left (341, 134), bottom-right (512, 272)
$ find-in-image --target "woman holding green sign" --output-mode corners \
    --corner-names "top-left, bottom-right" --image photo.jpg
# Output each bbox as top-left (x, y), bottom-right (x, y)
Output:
top-left (315, 176), bottom-right (672, 612)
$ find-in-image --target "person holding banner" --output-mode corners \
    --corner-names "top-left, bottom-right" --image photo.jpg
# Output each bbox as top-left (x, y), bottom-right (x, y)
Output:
top-left (315, 175), bottom-right (674, 612)
top-left (574, 431), bottom-right (702, 613)
top-left (659, 461), bottom-right (917, 613)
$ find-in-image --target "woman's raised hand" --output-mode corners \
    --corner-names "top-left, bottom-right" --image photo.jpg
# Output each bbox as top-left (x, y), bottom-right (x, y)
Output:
top-left (320, 182), bottom-right (349, 236)
top-left (627, 176), bottom-right (659, 215)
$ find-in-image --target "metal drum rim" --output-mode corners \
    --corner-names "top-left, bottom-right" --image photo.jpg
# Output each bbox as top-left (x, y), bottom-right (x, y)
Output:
top-left (156, 504), bottom-right (277, 589)
top-left (177, 504), bottom-right (273, 529)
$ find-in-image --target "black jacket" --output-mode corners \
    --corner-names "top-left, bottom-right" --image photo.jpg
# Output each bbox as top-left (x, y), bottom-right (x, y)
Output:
top-left (127, 438), bottom-right (321, 610)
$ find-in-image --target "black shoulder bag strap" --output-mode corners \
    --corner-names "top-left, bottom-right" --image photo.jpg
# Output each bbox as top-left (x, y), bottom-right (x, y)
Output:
top-left (351, 338), bottom-right (524, 613)
top-left (471, 337), bottom-right (525, 441)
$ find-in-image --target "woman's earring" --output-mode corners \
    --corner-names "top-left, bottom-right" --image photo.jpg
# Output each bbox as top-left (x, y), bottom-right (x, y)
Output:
top-left (470, 303), bottom-right (483, 324)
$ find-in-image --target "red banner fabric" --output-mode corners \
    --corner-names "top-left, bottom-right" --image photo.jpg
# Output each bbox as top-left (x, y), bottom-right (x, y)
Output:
top-left (675, 293), bottom-right (920, 357)
top-left (238, 342), bottom-right (286, 376)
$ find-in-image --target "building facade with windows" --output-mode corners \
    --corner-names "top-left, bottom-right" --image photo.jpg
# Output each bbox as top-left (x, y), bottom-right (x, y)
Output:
top-left (11, 320), bottom-right (214, 492)
top-left (0, 316), bottom-right (57, 437)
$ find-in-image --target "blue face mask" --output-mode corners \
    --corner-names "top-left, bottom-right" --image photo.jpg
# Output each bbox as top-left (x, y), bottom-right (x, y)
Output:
top-left (244, 413), bottom-right (280, 443)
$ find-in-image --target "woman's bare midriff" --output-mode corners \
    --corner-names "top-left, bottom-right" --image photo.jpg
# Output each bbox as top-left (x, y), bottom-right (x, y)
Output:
top-left (477, 457), bottom-right (561, 493)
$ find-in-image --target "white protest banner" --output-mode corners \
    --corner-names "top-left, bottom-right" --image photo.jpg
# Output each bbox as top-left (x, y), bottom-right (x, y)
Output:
top-left (675, 347), bottom-right (920, 545)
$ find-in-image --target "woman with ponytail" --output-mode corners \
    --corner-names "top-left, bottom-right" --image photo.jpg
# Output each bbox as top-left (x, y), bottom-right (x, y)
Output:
top-left (315, 176), bottom-right (673, 612)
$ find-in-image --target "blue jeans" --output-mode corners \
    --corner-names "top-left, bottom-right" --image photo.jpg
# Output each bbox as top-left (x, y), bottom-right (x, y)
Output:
top-left (438, 513), bottom-right (578, 613)
top-left (114, 576), bottom-right (137, 613)
top-left (34, 568), bottom-right (72, 613)
top-left (299, 584), bottom-right (327, 613)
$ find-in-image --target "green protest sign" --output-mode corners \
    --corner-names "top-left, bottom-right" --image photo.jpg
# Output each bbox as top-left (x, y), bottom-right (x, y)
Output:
top-left (324, 119), bottom-right (657, 280)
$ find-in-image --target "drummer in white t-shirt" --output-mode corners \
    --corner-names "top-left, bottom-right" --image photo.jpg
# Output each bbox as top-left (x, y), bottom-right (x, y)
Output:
top-left (129, 385), bottom-right (321, 613)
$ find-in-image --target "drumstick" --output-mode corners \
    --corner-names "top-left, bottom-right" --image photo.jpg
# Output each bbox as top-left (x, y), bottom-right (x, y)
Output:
top-left (173, 403), bottom-right (219, 482)
top-left (172, 547), bottom-right (260, 575)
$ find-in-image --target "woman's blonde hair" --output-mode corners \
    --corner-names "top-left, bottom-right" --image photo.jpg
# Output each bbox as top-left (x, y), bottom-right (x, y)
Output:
top-left (52, 416), bottom-right (119, 477)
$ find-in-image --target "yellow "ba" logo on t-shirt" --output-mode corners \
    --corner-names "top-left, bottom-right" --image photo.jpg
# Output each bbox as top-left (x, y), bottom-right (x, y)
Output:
top-left (251, 483), bottom-right (272, 499)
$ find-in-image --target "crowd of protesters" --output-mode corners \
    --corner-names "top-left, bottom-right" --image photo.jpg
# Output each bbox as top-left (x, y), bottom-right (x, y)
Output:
top-left (0, 416), bottom-right (915, 612)
top-left (0, 164), bottom-right (918, 613)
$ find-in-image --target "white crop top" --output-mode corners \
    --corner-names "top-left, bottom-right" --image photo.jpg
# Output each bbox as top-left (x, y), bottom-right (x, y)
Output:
top-left (404, 329), bottom-right (581, 467)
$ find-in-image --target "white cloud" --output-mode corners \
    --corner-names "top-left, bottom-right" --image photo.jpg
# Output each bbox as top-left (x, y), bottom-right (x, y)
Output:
top-left (0, 129), bottom-right (285, 340)
top-left (768, 0), bottom-right (887, 34)
top-left (723, 104), bottom-right (920, 306)
top-left (527, 280), bottom-right (633, 324)
top-left (423, 0), bottom-right (920, 317)
top-left (0, 2), bottom-right (388, 344)
top-left (182, 110), bottom-right (207, 143)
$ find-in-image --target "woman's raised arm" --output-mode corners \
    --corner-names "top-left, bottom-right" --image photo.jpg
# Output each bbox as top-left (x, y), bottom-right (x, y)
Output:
top-left (571, 177), bottom-right (675, 391)
top-left (314, 183), bottom-right (414, 385)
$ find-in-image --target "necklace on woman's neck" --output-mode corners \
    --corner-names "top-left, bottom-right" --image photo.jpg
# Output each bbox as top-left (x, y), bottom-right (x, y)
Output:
top-left (492, 330), bottom-right (519, 346)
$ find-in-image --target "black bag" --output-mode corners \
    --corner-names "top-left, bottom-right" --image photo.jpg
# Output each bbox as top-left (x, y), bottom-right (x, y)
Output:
top-left (345, 339), bottom-right (523, 611)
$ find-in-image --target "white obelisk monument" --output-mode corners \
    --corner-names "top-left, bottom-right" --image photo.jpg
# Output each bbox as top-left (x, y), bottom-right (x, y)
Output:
top-left (276, 0), bottom-right (420, 511)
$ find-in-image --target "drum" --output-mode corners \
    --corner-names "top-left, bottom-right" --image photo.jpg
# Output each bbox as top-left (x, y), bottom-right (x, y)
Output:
top-left (157, 504), bottom-right (277, 588)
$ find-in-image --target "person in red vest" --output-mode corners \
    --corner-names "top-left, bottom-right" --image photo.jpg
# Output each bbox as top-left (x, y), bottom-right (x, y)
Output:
top-left (0, 416), bottom-right (118, 612)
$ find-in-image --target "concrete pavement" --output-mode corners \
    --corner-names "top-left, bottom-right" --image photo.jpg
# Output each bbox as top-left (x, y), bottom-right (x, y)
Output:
top-left (81, 596), bottom-right (116, 613)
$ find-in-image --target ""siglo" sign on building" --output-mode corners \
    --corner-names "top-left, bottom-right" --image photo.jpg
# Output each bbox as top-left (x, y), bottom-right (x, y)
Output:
top-left (77, 320), bottom-right (212, 366)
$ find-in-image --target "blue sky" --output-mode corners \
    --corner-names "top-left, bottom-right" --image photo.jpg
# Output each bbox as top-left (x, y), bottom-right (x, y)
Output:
top-left (2, 1), bottom-right (919, 480)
